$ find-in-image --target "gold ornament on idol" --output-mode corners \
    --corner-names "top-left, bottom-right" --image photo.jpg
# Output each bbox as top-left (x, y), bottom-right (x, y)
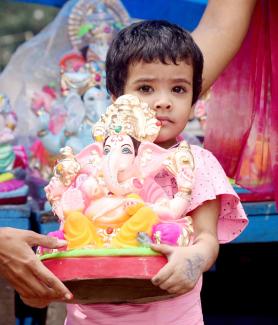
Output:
top-left (54, 146), bottom-right (81, 187)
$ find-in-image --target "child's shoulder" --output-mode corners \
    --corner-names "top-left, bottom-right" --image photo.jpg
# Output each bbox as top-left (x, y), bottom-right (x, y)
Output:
top-left (190, 144), bottom-right (218, 162)
top-left (189, 144), bottom-right (227, 179)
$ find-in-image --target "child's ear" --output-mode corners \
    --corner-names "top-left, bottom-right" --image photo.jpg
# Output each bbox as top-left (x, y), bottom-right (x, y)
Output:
top-left (111, 94), bottom-right (117, 102)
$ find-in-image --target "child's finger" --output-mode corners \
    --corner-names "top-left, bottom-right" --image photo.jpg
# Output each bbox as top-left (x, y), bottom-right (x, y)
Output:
top-left (166, 284), bottom-right (187, 295)
top-left (157, 276), bottom-right (178, 292)
top-left (150, 243), bottom-right (174, 256)
top-left (151, 260), bottom-right (174, 286)
top-left (155, 270), bottom-right (184, 292)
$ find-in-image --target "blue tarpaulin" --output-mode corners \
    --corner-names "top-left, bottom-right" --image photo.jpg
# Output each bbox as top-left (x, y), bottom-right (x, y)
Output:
top-left (13, 0), bottom-right (208, 31)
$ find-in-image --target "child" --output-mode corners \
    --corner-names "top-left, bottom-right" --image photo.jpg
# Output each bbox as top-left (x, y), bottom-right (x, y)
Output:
top-left (65, 20), bottom-right (248, 324)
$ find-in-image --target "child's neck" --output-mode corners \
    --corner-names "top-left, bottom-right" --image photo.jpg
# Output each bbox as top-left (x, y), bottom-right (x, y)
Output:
top-left (155, 137), bottom-right (181, 149)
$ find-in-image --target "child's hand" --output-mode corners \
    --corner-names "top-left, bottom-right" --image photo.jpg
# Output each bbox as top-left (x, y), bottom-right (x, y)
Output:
top-left (151, 244), bottom-right (205, 295)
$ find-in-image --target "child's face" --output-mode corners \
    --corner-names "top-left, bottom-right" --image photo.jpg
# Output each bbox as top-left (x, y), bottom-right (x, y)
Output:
top-left (123, 60), bottom-right (193, 148)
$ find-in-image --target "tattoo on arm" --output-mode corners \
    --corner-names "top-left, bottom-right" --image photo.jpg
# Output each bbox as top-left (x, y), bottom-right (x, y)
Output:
top-left (185, 255), bottom-right (205, 282)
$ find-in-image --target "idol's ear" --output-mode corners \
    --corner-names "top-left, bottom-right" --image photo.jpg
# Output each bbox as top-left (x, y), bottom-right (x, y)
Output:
top-left (76, 142), bottom-right (103, 172)
top-left (135, 142), bottom-right (170, 178)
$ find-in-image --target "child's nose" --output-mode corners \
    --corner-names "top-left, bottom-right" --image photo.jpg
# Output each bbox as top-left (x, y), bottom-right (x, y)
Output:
top-left (154, 98), bottom-right (172, 110)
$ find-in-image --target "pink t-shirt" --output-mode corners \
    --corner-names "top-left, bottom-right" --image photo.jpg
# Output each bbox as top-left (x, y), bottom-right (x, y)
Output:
top-left (65, 145), bottom-right (248, 325)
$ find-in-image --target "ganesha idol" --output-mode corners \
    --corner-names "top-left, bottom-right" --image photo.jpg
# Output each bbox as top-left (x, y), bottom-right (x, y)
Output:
top-left (0, 93), bottom-right (28, 205)
top-left (44, 95), bottom-right (195, 252)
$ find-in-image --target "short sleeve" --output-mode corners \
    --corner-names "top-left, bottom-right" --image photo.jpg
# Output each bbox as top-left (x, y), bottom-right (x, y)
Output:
top-left (187, 145), bottom-right (248, 243)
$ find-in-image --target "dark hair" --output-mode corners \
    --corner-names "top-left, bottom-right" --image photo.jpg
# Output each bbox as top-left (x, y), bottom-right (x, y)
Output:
top-left (106, 20), bottom-right (203, 105)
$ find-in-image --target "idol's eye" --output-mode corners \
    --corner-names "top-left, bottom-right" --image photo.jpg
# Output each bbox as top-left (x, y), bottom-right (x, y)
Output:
top-left (172, 86), bottom-right (186, 94)
top-left (121, 145), bottom-right (133, 154)
top-left (138, 85), bottom-right (153, 93)
top-left (103, 146), bottom-right (111, 155)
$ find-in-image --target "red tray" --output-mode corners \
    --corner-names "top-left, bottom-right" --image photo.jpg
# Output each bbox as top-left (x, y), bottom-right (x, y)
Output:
top-left (43, 256), bottom-right (176, 304)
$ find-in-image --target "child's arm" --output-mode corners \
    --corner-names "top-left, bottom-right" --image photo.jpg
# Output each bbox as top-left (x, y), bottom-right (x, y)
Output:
top-left (151, 197), bottom-right (220, 295)
top-left (192, 0), bottom-right (257, 95)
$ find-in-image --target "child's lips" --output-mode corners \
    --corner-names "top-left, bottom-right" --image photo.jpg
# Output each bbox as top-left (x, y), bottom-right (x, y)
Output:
top-left (156, 116), bottom-right (173, 126)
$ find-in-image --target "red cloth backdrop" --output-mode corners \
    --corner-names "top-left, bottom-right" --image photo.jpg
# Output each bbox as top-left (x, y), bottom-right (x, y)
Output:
top-left (204, 0), bottom-right (278, 205)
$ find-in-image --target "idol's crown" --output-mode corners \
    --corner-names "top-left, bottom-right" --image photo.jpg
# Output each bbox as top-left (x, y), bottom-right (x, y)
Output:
top-left (93, 94), bottom-right (161, 142)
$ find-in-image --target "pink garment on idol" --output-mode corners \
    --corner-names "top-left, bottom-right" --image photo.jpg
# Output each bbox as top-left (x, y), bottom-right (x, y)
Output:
top-left (204, 0), bottom-right (278, 206)
top-left (65, 145), bottom-right (248, 325)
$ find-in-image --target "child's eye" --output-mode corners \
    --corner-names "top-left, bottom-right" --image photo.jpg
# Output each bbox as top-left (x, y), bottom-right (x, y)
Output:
top-left (172, 86), bottom-right (186, 94)
top-left (138, 85), bottom-right (153, 93)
